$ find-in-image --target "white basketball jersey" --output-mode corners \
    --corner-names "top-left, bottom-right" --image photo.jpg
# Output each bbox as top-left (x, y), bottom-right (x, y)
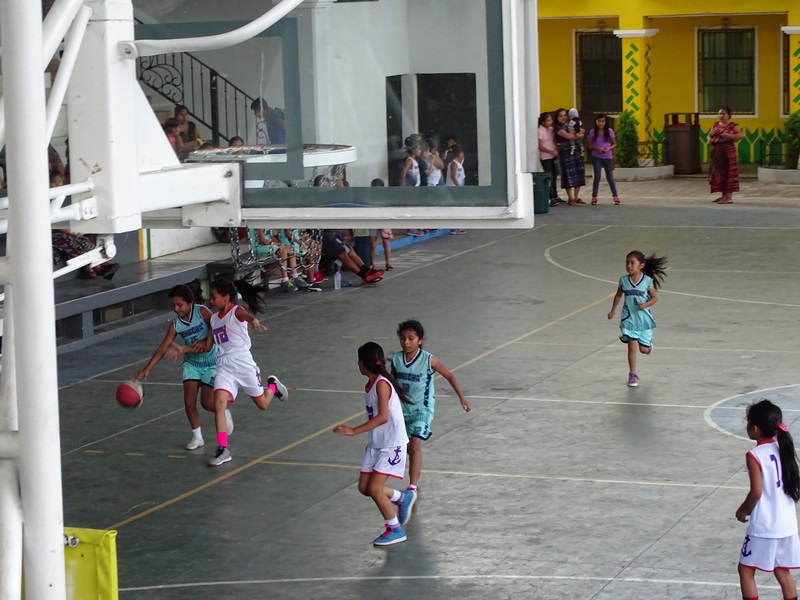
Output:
top-left (210, 305), bottom-right (251, 357)
top-left (747, 440), bottom-right (799, 538)
top-left (364, 375), bottom-right (409, 450)
top-left (446, 158), bottom-right (465, 186)
top-left (407, 159), bottom-right (420, 187)
top-left (427, 165), bottom-right (442, 186)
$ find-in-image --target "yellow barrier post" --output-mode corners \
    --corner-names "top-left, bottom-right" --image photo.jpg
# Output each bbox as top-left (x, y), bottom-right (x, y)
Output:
top-left (63, 528), bottom-right (119, 600)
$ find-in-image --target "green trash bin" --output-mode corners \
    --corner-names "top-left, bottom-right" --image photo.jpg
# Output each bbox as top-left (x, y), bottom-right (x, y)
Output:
top-left (532, 172), bottom-right (551, 214)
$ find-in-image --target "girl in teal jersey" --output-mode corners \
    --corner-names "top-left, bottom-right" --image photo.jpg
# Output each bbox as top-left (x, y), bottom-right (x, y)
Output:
top-left (134, 284), bottom-right (220, 450)
top-left (391, 320), bottom-right (471, 496)
top-left (607, 251), bottom-right (668, 388)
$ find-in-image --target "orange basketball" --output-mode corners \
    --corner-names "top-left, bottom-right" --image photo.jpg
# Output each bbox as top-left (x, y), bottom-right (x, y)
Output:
top-left (116, 380), bottom-right (144, 409)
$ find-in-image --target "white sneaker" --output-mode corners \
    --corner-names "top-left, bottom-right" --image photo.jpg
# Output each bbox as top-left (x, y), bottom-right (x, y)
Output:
top-left (225, 408), bottom-right (234, 435)
top-left (267, 375), bottom-right (289, 401)
top-left (185, 436), bottom-right (204, 450)
top-left (208, 446), bottom-right (231, 467)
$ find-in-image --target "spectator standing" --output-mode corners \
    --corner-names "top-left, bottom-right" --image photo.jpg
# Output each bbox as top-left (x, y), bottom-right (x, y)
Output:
top-left (250, 97), bottom-right (286, 145)
top-left (708, 106), bottom-right (743, 205)
top-left (587, 114), bottom-right (620, 206)
top-left (538, 112), bottom-right (563, 206)
top-left (369, 179), bottom-right (394, 271)
top-left (445, 145), bottom-right (467, 235)
top-left (554, 107), bottom-right (586, 205)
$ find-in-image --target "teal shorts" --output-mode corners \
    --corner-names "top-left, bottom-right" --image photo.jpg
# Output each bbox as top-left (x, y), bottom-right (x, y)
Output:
top-left (404, 407), bottom-right (434, 441)
top-left (619, 328), bottom-right (653, 348)
top-left (182, 362), bottom-right (216, 387)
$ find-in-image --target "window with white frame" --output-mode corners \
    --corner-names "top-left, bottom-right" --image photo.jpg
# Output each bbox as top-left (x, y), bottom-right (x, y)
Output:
top-left (576, 32), bottom-right (622, 114)
top-left (698, 28), bottom-right (755, 114)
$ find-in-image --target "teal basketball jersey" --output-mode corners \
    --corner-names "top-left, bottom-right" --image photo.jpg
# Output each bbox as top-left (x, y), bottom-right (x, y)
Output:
top-left (173, 304), bottom-right (217, 368)
top-left (391, 349), bottom-right (435, 414)
top-left (618, 274), bottom-right (657, 332)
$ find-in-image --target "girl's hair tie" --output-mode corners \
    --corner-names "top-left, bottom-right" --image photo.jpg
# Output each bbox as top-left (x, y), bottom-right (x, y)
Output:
top-left (777, 423), bottom-right (789, 433)
top-left (375, 360), bottom-right (381, 366)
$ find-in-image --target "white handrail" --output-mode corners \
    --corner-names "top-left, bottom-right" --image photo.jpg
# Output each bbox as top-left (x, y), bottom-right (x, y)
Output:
top-left (0, 0), bottom-right (85, 155)
top-left (123, 0), bottom-right (303, 58)
top-left (45, 6), bottom-right (92, 141)
top-left (42, 0), bottom-right (86, 66)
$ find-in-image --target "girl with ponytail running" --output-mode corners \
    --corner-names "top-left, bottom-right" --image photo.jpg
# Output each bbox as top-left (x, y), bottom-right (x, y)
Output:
top-left (607, 250), bottom-right (668, 387)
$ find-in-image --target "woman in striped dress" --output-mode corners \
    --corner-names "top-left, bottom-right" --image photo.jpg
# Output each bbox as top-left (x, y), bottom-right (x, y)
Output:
top-left (554, 108), bottom-right (586, 205)
top-left (708, 106), bottom-right (743, 205)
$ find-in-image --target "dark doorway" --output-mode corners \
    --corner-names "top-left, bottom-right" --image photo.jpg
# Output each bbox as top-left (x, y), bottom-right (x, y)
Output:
top-left (417, 73), bottom-right (478, 186)
top-left (385, 75), bottom-right (404, 187)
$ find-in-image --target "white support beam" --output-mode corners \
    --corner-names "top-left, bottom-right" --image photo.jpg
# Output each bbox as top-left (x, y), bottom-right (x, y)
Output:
top-left (67, 1), bottom-right (142, 234)
top-left (0, 432), bottom-right (19, 460)
top-left (1, 0), bottom-right (66, 598)
top-left (122, 0), bottom-right (305, 58)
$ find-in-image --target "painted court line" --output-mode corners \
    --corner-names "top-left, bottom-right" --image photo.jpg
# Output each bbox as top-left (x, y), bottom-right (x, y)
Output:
top-left (119, 573), bottom-right (778, 593)
top-left (258, 459), bottom-right (748, 491)
top-left (107, 411), bottom-right (363, 530)
top-left (105, 290), bottom-right (615, 529)
top-left (544, 228), bottom-right (800, 308)
top-left (61, 408), bottom-right (185, 457)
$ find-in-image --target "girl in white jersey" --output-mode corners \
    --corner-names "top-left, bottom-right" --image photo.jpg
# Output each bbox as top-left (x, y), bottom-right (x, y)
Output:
top-left (400, 143), bottom-right (422, 187)
top-left (207, 278), bottom-right (288, 467)
top-left (333, 342), bottom-right (417, 547)
top-left (445, 144), bottom-right (465, 187)
top-left (607, 250), bottom-right (668, 388)
top-left (736, 399), bottom-right (800, 600)
top-left (445, 144), bottom-right (466, 235)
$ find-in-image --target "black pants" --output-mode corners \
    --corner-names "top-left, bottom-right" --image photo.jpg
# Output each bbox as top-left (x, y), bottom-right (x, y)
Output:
top-left (540, 158), bottom-right (559, 200)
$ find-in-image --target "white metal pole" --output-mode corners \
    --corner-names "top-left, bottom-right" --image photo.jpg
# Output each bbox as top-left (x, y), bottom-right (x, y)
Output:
top-left (0, 286), bottom-right (22, 600)
top-left (0, 0), bottom-right (85, 150)
top-left (127, 0), bottom-right (304, 57)
top-left (45, 5), bottom-right (92, 141)
top-left (1, 0), bottom-right (67, 598)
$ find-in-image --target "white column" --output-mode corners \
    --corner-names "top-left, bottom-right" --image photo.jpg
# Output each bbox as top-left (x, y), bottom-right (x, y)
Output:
top-left (67, 0), bottom-right (142, 234)
top-left (0, 0), bottom-right (66, 598)
top-left (297, 0), bottom-right (336, 143)
top-left (0, 288), bottom-right (22, 600)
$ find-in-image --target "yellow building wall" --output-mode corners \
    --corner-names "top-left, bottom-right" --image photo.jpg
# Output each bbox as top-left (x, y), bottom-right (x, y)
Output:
top-left (538, 3), bottom-right (795, 163)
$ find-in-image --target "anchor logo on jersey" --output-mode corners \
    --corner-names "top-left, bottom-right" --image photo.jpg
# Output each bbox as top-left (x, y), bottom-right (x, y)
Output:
top-left (387, 446), bottom-right (402, 465)
top-left (741, 534), bottom-right (752, 557)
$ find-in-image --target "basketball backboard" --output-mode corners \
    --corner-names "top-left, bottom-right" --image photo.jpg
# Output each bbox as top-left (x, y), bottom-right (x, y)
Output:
top-left (130, 0), bottom-right (539, 230)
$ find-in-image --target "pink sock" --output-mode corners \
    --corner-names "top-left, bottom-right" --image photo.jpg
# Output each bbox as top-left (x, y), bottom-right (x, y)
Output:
top-left (281, 276), bottom-right (288, 282)
top-left (408, 484), bottom-right (418, 491)
top-left (267, 383), bottom-right (277, 394)
top-left (217, 432), bottom-right (228, 447)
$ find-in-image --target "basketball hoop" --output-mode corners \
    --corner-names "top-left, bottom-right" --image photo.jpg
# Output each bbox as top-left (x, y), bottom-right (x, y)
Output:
top-left (187, 143), bottom-right (357, 188)
top-left (188, 143), bottom-right (353, 272)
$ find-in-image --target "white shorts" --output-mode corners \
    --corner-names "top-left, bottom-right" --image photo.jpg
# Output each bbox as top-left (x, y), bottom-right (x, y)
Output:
top-left (214, 353), bottom-right (264, 401)
top-left (360, 445), bottom-right (406, 480)
top-left (739, 533), bottom-right (800, 572)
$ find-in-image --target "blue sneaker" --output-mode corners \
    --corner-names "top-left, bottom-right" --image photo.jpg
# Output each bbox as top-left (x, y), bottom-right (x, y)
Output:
top-left (396, 489), bottom-right (417, 526)
top-left (373, 524), bottom-right (406, 546)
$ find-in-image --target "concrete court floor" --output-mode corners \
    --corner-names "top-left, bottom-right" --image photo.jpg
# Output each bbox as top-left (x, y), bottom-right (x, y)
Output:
top-left (57, 196), bottom-right (800, 599)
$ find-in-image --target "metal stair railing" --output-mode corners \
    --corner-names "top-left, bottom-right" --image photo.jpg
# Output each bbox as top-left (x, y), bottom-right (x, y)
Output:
top-left (135, 42), bottom-right (265, 146)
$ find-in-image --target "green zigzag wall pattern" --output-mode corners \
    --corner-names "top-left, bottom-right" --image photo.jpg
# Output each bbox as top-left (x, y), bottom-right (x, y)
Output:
top-left (623, 41), bottom-right (641, 126)
top-left (652, 127), bottom-right (786, 164)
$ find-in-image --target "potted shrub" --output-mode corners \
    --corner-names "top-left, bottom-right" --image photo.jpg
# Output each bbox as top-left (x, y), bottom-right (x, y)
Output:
top-left (786, 110), bottom-right (800, 170)
top-left (615, 110), bottom-right (639, 168)
top-left (758, 110), bottom-right (800, 184)
top-left (613, 110), bottom-right (674, 181)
